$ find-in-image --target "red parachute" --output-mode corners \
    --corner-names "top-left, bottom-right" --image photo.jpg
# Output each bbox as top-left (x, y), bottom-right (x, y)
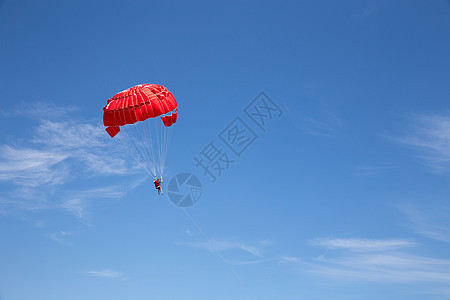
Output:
top-left (103, 84), bottom-right (178, 178)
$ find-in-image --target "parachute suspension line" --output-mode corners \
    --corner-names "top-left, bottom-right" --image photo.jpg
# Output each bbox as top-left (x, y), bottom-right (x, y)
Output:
top-left (155, 121), bottom-right (162, 178)
top-left (158, 122), bottom-right (164, 178)
top-left (157, 116), bottom-right (165, 178)
top-left (167, 118), bottom-right (173, 175)
top-left (134, 121), bottom-right (156, 177)
top-left (131, 123), bottom-right (149, 171)
top-left (161, 119), bottom-right (166, 177)
top-left (111, 105), bottom-right (155, 177)
top-left (140, 99), bottom-right (158, 177)
top-left (139, 117), bottom-right (157, 177)
top-left (162, 119), bottom-right (169, 177)
top-left (128, 106), bottom-right (156, 177)
top-left (145, 117), bottom-right (158, 177)
top-left (161, 118), bottom-right (165, 176)
top-left (160, 118), bottom-right (173, 179)
top-left (121, 125), bottom-right (154, 177)
top-left (158, 118), bottom-right (164, 176)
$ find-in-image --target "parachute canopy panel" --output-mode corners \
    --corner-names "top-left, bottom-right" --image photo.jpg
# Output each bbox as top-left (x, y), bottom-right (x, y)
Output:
top-left (103, 84), bottom-right (178, 137)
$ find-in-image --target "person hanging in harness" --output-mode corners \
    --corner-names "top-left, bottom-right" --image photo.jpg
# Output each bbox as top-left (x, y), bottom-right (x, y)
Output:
top-left (154, 177), bottom-right (163, 195)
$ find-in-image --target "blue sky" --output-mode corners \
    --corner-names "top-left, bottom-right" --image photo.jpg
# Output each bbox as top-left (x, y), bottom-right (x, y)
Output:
top-left (1, 0), bottom-right (450, 299)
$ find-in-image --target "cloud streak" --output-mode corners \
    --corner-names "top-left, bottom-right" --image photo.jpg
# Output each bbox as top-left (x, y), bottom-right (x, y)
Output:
top-left (283, 100), bottom-right (342, 137)
top-left (0, 102), bottom-right (145, 221)
top-left (392, 113), bottom-right (450, 172)
top-left (301, 237), bottom-right (450, 296)
top-left (86, 269), bottom-right (128, 280)
top-left (308, 238), bottom-right (416, 252)
top-left (352, 164), bottom-right (394, 176)
top-left (0, 145), bottom-right (69, 187)
top-left (308, 253), bottom-right (450, 284)
top-left (176, 239), bottom-right (264, 257)
top-left (398, 203), bottom-right (450, 243)
top-left (47, 230), bottom-right (73, 246)
top-left (58, 179), bottom-right (148, 222)
top-left (0, 121), bottom-right (134, 188)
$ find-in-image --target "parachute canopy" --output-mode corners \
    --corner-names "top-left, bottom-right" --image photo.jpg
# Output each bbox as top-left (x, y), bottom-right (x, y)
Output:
top-left (102, 84), bottom-right (178, 178)
top-left (103, 84), bottom-right (178, 137)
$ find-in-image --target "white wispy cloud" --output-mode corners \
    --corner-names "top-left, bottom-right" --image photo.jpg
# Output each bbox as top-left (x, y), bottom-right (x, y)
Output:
top-left (0, 186), bottom-right (54, 212)
top-left (72, 184), bottom-right (141, 200)
top-left (0, 102), bottom-right (145, 222)
top-left (61, 198), bottom-right (87, 220)
top-left (351, 1), bottom-right (384, 18)
top-left (47, 230), bottom-right (73, 246)
top-left (283, 100), bottom-right (342, 137)
top-left (33, 119), bottom-right (104, 149)
top-left (18, 102), bottom-right (79, 119)
top-left (352, 164), bottom-right (394, 176)
top-left (0, 122), bottom-right (133, 189)
top-left (298, 114), bottom-right (342, 137)
top-left (307, 253), bottom-right (450, 284)
top-left (0, 145), bottom-right (69, 187)
top-left (302, 236), bottom-right (450, 295)
top-left (58, 180), bottom-right (148, 222)
top-left (279, 256), bottom-right (300, 263)
top-left (398, 203), bottom-right (450, 243)
top-left (176, 239), bottom-right (264, 257)
top-left (33, 120), bottom-right (134, 176)
top-left (229, 258), bottom-right (276, 265)
top-left (392, 113), bottom-right (450, 173)
top-left (308, 238), bottom-right (416, 252)
top-left (86, 269), bottom-right (128, 280)
top-left (0, 101), bottom-right (78, 119)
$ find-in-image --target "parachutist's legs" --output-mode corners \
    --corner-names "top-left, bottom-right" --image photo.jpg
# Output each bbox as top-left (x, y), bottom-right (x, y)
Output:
top-left (157, 186), bottom-right (163, 195)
